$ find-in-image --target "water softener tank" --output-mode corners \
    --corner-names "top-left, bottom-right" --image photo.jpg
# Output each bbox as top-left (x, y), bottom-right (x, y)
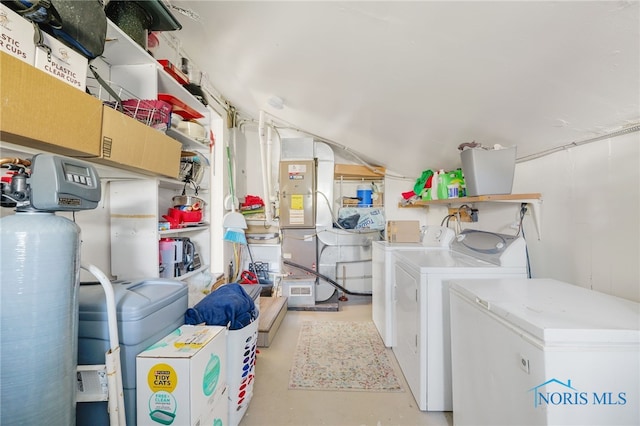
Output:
top-left (0, 211), bottom-right (81, 425)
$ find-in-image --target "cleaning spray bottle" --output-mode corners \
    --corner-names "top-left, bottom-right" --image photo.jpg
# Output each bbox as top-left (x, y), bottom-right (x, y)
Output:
top-left (437, 169), bottom-right (452, 200)
top-left (430, 170), bottom-right (440, 200)
top-left (456, 168), bottom-right (466, 197)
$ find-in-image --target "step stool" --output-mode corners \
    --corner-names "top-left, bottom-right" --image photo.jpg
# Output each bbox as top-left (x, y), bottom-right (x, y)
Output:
top-left (257, 296), bottom-right (288, 347)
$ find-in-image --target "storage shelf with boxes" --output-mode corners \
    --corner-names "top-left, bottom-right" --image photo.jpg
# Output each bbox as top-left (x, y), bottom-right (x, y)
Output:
top-left (0, 52), bottom-right (182, 179)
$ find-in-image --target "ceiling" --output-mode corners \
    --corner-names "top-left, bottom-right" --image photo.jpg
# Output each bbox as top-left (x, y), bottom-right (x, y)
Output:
top-left (169, 1), bottom-right (639, 177)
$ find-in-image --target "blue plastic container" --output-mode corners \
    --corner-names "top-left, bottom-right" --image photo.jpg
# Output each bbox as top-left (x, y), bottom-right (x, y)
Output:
top-left (76, 278), bottom-right (188, 426)
top-left (357, 185), bottom-right (373, 207)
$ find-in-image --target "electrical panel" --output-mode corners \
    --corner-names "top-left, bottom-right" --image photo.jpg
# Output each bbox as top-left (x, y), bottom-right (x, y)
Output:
top-left (279, 159), bottom-right (316, 228)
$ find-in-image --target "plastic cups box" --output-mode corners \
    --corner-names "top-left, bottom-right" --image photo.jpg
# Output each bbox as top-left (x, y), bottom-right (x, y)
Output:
top-left (34, 30), bottom-right (88, 91)
top-left (461, 146), bottom-right (517, 196)
top-left (136, 325), bottom-right (228, 426)
top-left (0, 4), bottom-right (36, 65)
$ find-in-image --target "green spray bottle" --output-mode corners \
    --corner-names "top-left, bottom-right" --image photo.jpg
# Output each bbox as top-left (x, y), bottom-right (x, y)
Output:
top-left (436, 170), bottom-right (447, 200)
top-left (456, 168), bottom-right (466, 197)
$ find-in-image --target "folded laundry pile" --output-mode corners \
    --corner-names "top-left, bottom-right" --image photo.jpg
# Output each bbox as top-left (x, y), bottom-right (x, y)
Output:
top-left (184, 283), bottom-right (258, 330)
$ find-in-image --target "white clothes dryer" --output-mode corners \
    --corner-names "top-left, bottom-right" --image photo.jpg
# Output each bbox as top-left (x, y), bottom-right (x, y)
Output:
top-left (372, 226), bottom-right (455, 347)
top-left (392, 229), bottom-right (529, 411)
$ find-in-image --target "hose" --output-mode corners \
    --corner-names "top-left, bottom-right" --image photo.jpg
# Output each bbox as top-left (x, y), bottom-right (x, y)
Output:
top-left (0, 158), bottom-right (31, 167)
top-left (282, 260), bottom-right (372, 297)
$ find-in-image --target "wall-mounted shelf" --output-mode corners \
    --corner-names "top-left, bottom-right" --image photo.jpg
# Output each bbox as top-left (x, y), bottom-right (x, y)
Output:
top-left (160, 225), bottom-right (210, 236)
top-left (166, 128), bottom-right (210, 151)
top-left (400, 193), bottom-right (543, 240)
top-left (400, 193), bottom-right (541, 205)
top-left (101, 20), bottom-right (210, 122)
top-left (334, 164), bottom-right (386, 180)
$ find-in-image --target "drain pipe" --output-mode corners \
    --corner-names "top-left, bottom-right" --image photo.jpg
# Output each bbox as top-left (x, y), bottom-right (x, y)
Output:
top-left (266, 120), bottom-right (274, 209)
top-left (258, 111), bottom-right (273, 223)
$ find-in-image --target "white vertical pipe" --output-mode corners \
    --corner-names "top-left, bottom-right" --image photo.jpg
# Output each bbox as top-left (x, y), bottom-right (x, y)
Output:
top-left (258, 110), bottom-right (273, 223)
top-left (266, 121), bottom-right (274, 206)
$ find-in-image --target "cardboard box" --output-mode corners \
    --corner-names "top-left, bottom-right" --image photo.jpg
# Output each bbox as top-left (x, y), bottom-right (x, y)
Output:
top-left (206, 388), bottom-right (229, 426)
top-left (1, 52), bottom-right (179, 179)
top-left (34, 30), bottom-right (88, 91)
top-left (136, 325), bottom-right (228, 426)
top-left (97, 106), bottom-right (182, 179)
top-left (0, 4), bottom-right (36, 65)
top-left (0, 52), bottom-right (102, 157)
top-left (386, 220), bottom-right (421, 243)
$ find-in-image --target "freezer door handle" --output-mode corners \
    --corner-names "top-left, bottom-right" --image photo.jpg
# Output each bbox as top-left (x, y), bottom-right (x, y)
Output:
top-left (475, 297), bottom-right (490, 309)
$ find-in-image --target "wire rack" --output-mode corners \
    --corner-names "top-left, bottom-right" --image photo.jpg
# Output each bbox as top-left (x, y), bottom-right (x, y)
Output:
top-left (87, 80), bottom-right (172, 131)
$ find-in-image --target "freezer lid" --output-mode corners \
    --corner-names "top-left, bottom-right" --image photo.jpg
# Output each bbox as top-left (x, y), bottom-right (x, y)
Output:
top-left (449, 278), bottom-right (640, 345)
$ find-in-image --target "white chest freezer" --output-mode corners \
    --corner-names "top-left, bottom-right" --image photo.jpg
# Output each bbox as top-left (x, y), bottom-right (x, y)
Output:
top-left (449, 278), bottom-right (640, 426)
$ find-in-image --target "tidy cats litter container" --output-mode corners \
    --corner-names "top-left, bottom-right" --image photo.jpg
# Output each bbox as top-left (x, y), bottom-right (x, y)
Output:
top-left (76, 278), bottom-right (188, 426)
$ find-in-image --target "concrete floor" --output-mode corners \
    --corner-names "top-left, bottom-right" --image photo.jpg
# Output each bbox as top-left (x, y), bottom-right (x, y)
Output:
top-left (240, 295), bottom-right (453, 426)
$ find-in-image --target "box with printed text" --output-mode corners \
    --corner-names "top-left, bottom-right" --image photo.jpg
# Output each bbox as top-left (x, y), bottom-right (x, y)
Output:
top-left (136, 325), bottom-right (228, 426)
top-left (34, 30), bottom-right (88, 91)
top-left (0, 4), bottom-right (35, 65)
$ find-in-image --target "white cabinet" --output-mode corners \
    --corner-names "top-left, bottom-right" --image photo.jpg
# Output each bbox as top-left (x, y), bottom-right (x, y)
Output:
top-left (110, 178), bottom-right (210, 281)
top-left (98, 19), bottom-right (216, 281)
top-left (2, 20), bottom-right (220, 282)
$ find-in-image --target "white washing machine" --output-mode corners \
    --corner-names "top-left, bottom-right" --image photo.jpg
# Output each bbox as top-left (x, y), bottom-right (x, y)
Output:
top-left (392, 229), bottom-right (529, 411)
top-left (372, 226), bottom-right (455, 347)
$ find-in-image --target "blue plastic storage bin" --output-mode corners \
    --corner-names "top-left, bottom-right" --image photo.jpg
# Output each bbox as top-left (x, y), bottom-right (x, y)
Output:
top-left (76, 278), bottom-right (188, 426)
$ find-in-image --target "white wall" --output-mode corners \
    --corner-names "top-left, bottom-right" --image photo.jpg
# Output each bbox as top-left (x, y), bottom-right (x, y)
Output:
top-left (387, 133), bottom-right (640, 303)
top-left (239, 126), bottom-right (640, 303)
top-left (513, 133), bottom-right (640, 302)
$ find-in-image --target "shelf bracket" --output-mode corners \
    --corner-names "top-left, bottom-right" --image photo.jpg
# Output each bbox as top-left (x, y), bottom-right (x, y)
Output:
top-left (492, 198), bottom-right (542, 240)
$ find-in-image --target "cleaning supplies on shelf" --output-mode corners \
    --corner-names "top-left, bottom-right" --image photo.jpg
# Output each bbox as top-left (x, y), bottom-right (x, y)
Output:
top-left (437, 169), bottom-right (451, 200)
top-left (419, 168), bottom-right (467, 200)
top-left (430, 170), bottom-right (440, 200)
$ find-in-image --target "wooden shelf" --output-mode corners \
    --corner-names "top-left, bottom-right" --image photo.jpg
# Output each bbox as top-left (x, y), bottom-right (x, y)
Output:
top-left (400, 193), bottom-right (541, 206)
top-left (400, 193), bottom-right (544, 240)
top-left (334, 164), bottom-right (385, 180)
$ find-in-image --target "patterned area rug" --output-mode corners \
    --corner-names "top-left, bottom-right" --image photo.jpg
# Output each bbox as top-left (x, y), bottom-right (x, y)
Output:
top-left (288, 321), bottom-right (403, 392)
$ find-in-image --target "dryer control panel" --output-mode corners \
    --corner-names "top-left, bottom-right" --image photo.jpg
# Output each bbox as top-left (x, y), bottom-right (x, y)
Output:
top-left (451, 229), bottom-right (526, 267)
